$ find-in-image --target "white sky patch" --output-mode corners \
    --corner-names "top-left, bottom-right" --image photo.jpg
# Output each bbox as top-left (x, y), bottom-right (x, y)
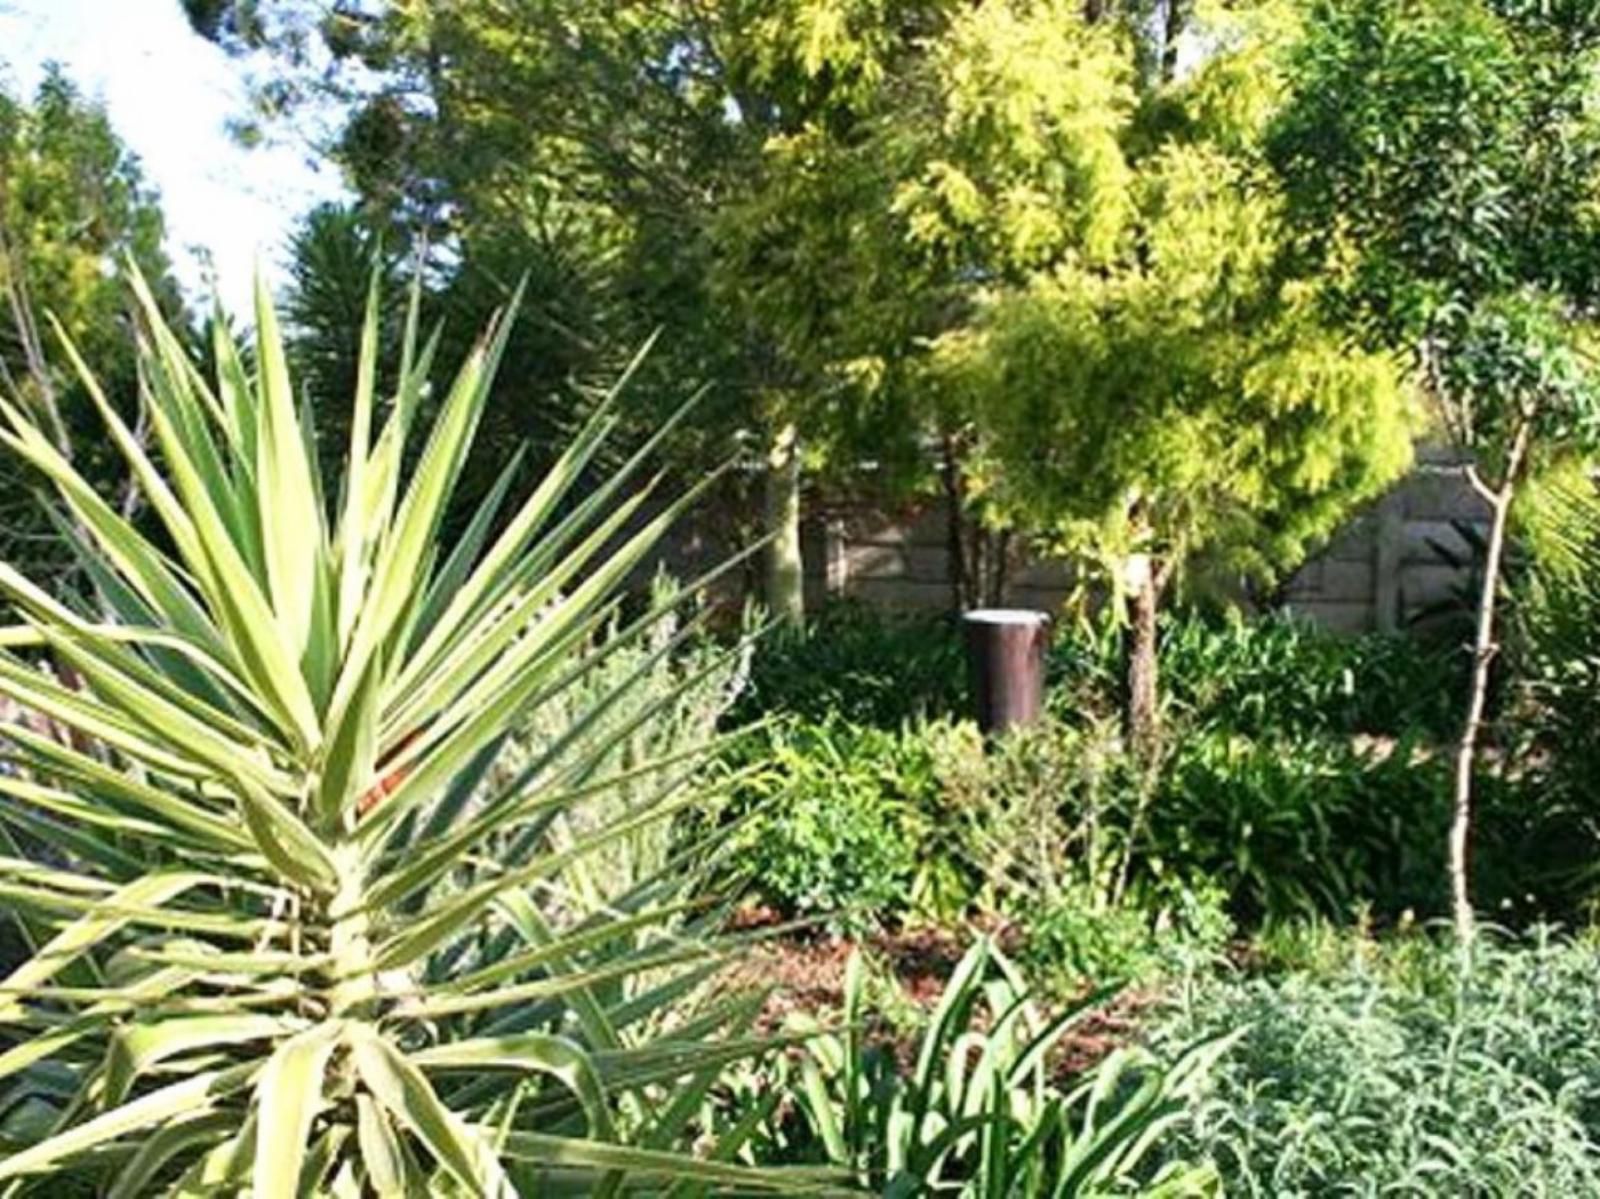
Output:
top-left (0, 0), bottom-right (348, 317)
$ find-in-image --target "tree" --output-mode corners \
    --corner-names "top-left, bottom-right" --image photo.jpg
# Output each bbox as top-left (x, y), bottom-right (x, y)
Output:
top-left (185, 0), bottom-right (964, 626)
top-left (0, 63), bottom-right (183, 583)
top-left (726, 0), bottom-right (1413, 743)
top-left (1271, 0), bottom-right (1600, 939)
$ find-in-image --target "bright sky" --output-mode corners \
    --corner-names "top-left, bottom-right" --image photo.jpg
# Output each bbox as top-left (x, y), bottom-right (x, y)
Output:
top-left (0, 0), bottom-right (348, 315)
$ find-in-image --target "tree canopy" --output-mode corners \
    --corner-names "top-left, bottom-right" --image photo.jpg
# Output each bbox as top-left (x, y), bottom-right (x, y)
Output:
top-left (185, 1), bottom-right (1420, 649)
top-left (1270, 0), bottom-right (1600, 936)
top-left (0, 63), bottom-right (183, 581)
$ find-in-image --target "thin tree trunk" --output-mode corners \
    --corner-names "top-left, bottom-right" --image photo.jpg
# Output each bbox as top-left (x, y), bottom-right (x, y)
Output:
top-left (987, 528), bottom-right (1012, 608)
top-left (1450, 422), bottom-right (1530, 942)
top-left (0, 223), bottom-right (67, 452)
top-left (763, 419), bottom-right (805, 628)
top-left (1161, 0), bottom-right (1194, 82)
top-left (941, 434), bottom-right (970, 613)
top-left (1123, 555), bottom-right (1163, 752)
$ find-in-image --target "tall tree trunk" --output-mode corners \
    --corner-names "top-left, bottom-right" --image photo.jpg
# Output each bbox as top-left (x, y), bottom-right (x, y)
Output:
top-left (763, 420), bottom-right (805, 628)
top-left (1123, 554), bottom-right (1163, 753)
top-left (986, 528), bottom-right (1013, 609)
top-left (1450, 422), bottom-right (1530, 942)
top-left (941, 434), bottom-right (970, 613)
top-left (1161, 0), bottom-right (1194, 83)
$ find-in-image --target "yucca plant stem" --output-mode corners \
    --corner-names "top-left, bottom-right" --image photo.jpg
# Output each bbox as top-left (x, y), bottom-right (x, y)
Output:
top-left (327, 842), bottom-right (376, 1020)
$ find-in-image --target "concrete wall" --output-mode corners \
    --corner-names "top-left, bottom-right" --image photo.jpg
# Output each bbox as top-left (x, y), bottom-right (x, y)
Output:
top-left (798, 449), bottom-right (1488, 633)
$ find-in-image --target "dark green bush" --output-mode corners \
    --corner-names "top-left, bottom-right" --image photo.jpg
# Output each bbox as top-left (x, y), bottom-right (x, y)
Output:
top-left (728, 601), bottom-right (965, 728)
top-left (1159, 613), bottom-right (1463, 739)
top-left (1048, 610), bottom-right (1464, 740)
top-left (734, 602), bottom-right (1463, 742)
top-left (717, 603), bottom-right (1568, 945)
top-left (720, 713), bottom-right (1467, 945)
top-left (1498, 474), bottom-right (1600, 917)
top-left (1152, 931), bottom-right (1600, 1196)
top-left (1147, 730), bottom-right (1450, 925)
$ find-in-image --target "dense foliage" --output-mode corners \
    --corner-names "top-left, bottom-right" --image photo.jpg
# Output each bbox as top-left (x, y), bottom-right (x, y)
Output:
top-left (10, 1), bottom-right (1600, 1193)
top-left (0, 277), bottom-right (818, 1195)
top-left (1273, 0), bottom-right (1600, 935)
top-left (718, 598), bottom-right (1600, 966)
top-left (1154, 931), bottom-right (1600, 1196)
top-left (0, 65), bottom-right (182, 583)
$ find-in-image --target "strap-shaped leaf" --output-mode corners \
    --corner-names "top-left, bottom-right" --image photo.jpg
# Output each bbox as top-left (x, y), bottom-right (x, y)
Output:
top-left (350, 1024), bottom-right (507, 1198)
top-left (334, 267), bottom-right (384, 647)
top-left (0, 781), bottom-right (152, 878)
top-left (253, 1021), bottom-right (345, 1199)
top-left (1, 723), bottom-right (248, 850)
top-left (0, 965), bottom-right (194, 1085)
top-left (105, 1110), bottom-right (236, 1199)
top-left (0, 872), bottom-right (213, 1021)
top-left (362, 288), bottom-right (519, 665)
top-left (316, 648), bottom-right (382, 828)
top-left (413, 1033), bottom-right (615, 1142)
top-left (41, 628), bottom-right (285, 792)
top-left (493, 1127), bottom-right (846, 1193)
top-left (386, 483), bottom-right (655, 735)
top-left (0, 1061), bottom-right (257, 1182)
top-left (254, 269), bottom-right (327, 660)
top-left (0, 653), bottom-right (207, 782)
top-left (401, 401), bottom-right (618, 685)
top-left (104, 1013), bottom-right (295, 1106)
top-left (168, 1110), bottom-right (258, 1197)
top-left (357, 1093), bottom-right (421, 1199)
top-left (233, 775), bottom-right (339, 893)
top-left (135, 343), bottom-right (323, 749)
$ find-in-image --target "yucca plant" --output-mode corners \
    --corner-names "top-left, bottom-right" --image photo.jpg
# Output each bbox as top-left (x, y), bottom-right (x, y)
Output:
top-left (0, 269), bottom-right (834, 1196)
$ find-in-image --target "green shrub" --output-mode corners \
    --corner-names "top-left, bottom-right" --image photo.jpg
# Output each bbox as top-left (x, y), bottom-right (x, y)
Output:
top-left (1500, 473), bottom-right (1600, 915)
top-left (1048, 610), bottom-right (1464, 741)
top-left (1148, 730), bottom-right (1449, 925)
top-left (1021, 879), bottom-right (1234, 991)
top-left (923, 717), bottom-right (1233, 983)
top-left (723, 707), bottom-right (1461, 950)
top-left (1158, 612), bottom-right (1463, 739)
top-left (723, 716), bottom-right (934, 930)
top-left (1151, 931), bottom-right (1600, 1196)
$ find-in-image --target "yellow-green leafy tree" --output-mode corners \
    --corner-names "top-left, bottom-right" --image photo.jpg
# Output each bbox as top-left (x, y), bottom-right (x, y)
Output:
top-left (726, 0), bottom-right (1415, 743)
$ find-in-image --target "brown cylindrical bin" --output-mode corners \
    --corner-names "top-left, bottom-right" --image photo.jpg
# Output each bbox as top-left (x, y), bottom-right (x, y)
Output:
top-left (963, 609), bottom-right (1050, 735)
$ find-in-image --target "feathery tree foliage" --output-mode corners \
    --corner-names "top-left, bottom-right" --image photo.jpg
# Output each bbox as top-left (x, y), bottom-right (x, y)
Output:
top-left (182, 4), bottom-right (1427, 743)
top-left (724, 0), bottom-right (1414, 744)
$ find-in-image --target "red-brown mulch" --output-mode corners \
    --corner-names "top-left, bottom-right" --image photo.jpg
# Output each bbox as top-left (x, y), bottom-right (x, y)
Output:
top-left (722, 909), bottom-right (1156, 1080)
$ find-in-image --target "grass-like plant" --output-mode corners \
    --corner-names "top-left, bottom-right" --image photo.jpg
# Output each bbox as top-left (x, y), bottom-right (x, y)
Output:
top-left (0, 270), bottom-right (830, 1196)
top-left (771, 942), bottom-right (1235, 1196)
